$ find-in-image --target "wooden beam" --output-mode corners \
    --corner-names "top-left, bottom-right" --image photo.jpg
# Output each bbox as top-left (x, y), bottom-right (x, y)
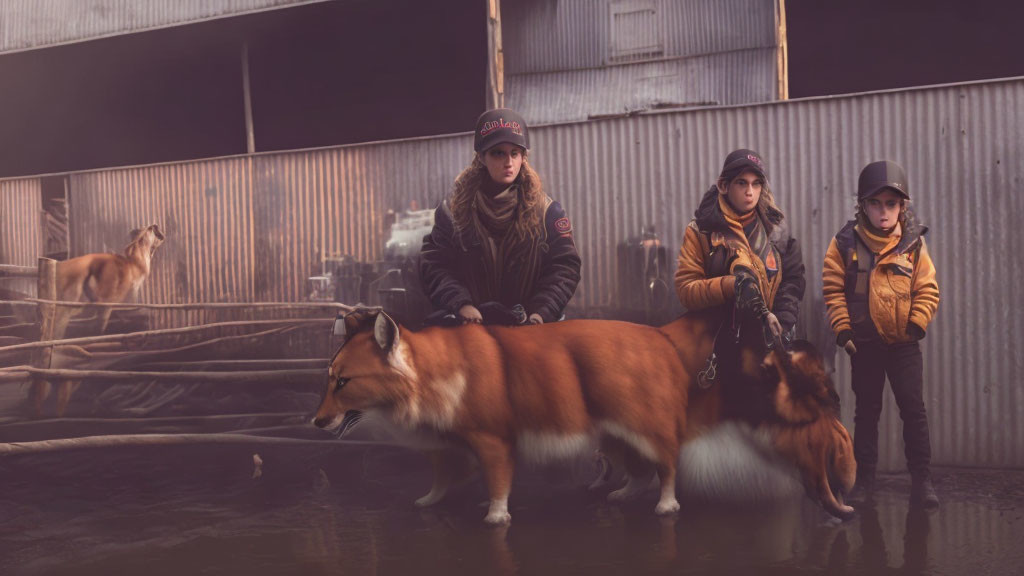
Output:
top-left (0, 367), bottom-right (326, 385)
top-left (10, 299), bottom-right (355, 311)
top-left (485, 0), bottom-right (504, 109)
top-left (0, 433), bottom-right (390, 456)
top-left (0, 264), bottom-right (37, 277)
top-left (136, 358), bottom-right (327, 371)
top-left (0, 412), bottom-right (305, 429)
top-left (85, 325), bottom-right (303, 362)
top-left (0, 412), bottom-right (308, 441)
top-left (776, 0), bottom-right (789, 100)
top-left (0, 318), bottom-right (332, 355)
top-left (1, 357), bottom-right (327, 374)
top-left (242, 41), bottom-right (256, 154)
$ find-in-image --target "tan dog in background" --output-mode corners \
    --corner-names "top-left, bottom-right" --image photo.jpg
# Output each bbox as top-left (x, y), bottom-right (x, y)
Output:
top-left (31, 224), bottom-right (165, 417)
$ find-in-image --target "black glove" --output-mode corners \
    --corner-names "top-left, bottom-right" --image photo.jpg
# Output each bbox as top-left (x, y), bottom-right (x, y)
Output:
top-left (907, 322), bottom-right (926, 341)
top-left (734, 266), bottom-right (782, 344)
top-left (734, 266), bottom-right (770, 320)
top-left (837, 329), bottom-right (857, 356)
top-left (477, 302), bottom-right (529, 326)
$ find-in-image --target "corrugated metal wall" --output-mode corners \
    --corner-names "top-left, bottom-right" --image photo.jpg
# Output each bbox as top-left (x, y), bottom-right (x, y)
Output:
top-left (523, 78), bottom-right (1024, 471)
top-left (0, 0), bottom-right (325, 53)
top-left (63, 138), bottom-right (472, 306)
top-left (503, 0), bottom-right (779, 73)
top-left (503, 0), bottom-right (783, 122)
top-left (68, 158), bottom-right (255, 321)
top-left (507, 48), bottom-right (779, 124)
top-left (251, 137), bottom-right (470, 302)
top-left (2, 77), bottom-right (1020, 469)
top-left (0, 177), bottom-right (43, 297)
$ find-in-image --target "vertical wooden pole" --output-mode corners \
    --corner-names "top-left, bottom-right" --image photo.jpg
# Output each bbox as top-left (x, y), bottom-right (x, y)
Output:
top-left (776, 0), bottom-right (789, 100)
top-left (33, 258), bottom-right (57, 369)
top-left (485, 0), bottom-right (504, 109)
top-left (30, 258), bottom-right (57, 414)
top-left (242, 41), bottom-right (256, 154)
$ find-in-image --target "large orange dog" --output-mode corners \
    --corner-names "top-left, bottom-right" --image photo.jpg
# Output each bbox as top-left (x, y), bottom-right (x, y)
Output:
top-left (31, 224), bottom-right (165, 417)
top-left (314, 309), bottom-right (855, 525)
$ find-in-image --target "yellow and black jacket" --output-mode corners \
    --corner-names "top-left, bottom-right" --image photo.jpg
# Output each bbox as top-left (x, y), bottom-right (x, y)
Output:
top-left (822, 214), bottom-right (939, 344)
top-left (674, 187), bottom-right (806, 332)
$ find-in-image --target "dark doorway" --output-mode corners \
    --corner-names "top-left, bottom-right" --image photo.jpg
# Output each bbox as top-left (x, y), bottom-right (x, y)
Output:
top-left (0, 0), bottom-right (486, 178)
top-left (787, 0), bottom-right (1024, 98)
top-left (40, 176), bottom-right (69, 261)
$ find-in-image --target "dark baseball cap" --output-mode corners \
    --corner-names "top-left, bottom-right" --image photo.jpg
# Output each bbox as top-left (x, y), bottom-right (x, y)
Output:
top-left (858, 160), bottom-right (909, 201)
top-left (719, 149), bottom-right (768, 182)
top-left (473, 108), bottom-right (529, 153)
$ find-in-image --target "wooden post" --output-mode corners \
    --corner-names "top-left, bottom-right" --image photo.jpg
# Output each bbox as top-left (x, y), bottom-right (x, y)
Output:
top-left (29, 258), bottom-right (57, 414)
top-left (776, 0), bottom-right (789, 100)
top-left (33, 258), bottom-right (57, 371)
top-left (485, 0), bottom-right (504, 109)
top-left (242, 41), bottom-right (256, 154)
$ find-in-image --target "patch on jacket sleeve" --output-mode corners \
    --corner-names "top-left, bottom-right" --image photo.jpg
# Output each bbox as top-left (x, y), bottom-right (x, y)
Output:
top-left (554, 216), bottom-right (573, 236)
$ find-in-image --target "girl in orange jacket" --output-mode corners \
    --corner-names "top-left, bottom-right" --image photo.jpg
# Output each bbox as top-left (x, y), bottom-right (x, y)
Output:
top-left (674, 149), bottom-right (806, 347)
top-left (822, 160), bottom-right (940, 508)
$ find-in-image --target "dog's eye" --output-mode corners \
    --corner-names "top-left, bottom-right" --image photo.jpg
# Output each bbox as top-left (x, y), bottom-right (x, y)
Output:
top-left (335, 377), bottom-right (350, 390)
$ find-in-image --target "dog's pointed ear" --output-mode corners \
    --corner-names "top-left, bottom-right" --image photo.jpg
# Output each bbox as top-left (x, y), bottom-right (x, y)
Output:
top-left (341, 309), bottom-right (371, 339)
top-left (374, 311), bottom-right (399, 351)
top-left (129, 228), bottom-right (142, 240)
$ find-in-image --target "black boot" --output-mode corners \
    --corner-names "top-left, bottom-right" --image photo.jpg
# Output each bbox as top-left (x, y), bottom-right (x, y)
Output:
top-left (847, 469), bottom-right (876, 505)
top-left (911, 475), bottom-right (939, 509)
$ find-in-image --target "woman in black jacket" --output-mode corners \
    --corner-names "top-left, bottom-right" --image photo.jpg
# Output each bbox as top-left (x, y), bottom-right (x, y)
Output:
top-left (420, 109), bottom-right (581, 326)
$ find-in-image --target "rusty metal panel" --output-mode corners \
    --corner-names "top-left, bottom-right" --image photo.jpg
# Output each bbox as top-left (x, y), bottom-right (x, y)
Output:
top-left (68, 157), bottom-right (255, 320)
top-left (503, 0), bottom-right (779, 74)
top-left (0, 177), bottom-right (43, 297)
top-left (507, 48), bottom-right (779, 123)
top-left (251, 136), bottom-right (471, 302)
top-left (0, 0), bottom-right (327, 54)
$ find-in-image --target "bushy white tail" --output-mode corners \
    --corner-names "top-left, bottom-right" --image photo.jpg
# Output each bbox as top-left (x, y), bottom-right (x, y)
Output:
top-left (678, 422), bottom-right (801, 503)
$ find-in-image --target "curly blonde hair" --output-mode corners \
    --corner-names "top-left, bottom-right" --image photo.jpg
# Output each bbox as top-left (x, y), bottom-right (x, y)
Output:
top-left (450, 152), bottom-right (547, 241)
top-left (855, 197), bottom-right (918, 235)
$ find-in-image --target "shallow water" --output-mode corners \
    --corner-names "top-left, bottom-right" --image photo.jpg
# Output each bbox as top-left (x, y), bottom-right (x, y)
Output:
top-left (1, 442), bottom-right (1021, 576)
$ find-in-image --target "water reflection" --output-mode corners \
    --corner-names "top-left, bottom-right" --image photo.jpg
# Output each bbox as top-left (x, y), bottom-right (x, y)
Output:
top-left (1, 446), bottom-right (1022, 576)
top-left (837, 497), bottom-right (933, 575)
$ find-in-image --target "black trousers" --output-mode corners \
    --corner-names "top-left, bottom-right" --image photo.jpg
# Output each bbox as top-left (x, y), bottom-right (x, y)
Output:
top-left (850, 339), bottom-right (932, 478)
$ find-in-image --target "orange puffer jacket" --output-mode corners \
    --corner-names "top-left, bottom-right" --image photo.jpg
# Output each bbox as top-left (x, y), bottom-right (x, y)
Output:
top-left (822, 215), bottom-right (939, 344)
top-left (674, 188), bottom-right (805, 332)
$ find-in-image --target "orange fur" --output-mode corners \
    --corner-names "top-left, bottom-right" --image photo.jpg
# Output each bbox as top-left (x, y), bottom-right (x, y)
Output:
top-left (762, 342), bottom-right (857, 517)
top-left (31, 225), bottom-right (164, 418)
top-left (314, 309), bottom-right (856, 524)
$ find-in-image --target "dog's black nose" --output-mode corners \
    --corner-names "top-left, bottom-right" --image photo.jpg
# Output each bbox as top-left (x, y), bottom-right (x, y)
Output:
top-left (312, 416), bottom-right (329, 428)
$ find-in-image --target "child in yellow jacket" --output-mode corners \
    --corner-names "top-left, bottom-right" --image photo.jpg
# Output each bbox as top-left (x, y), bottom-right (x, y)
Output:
top-left (822, 160), bottom-right (940, 508)
top-left (675, 149), bottom-right (806, 346)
